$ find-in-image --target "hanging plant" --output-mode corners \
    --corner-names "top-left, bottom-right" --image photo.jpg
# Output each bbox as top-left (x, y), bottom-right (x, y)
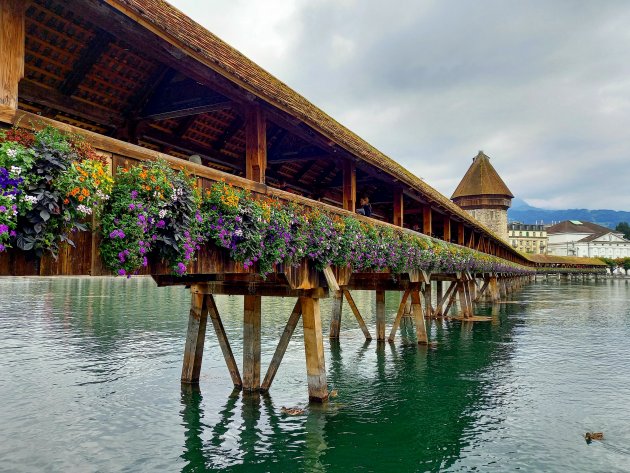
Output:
top-left (0, 126), bottom-right (112, 257)
top-left (100, 159), bottom-right (201, 276)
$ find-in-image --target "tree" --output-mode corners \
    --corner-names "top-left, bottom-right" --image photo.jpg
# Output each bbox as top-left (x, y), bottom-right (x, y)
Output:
top-left (615, 221), bottom-right (630, 240)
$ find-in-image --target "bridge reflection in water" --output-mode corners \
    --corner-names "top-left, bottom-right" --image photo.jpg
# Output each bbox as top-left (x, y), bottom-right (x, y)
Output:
top-left (178, 298), bottom-right (517, 472)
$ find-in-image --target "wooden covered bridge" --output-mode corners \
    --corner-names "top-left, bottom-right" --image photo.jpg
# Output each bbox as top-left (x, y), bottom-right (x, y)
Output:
top-left (0, 0), bottom-right (605, 401)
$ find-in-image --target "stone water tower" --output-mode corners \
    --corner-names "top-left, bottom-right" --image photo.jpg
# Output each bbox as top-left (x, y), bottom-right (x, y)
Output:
top-left (451, 151), bottom-right (513, 242)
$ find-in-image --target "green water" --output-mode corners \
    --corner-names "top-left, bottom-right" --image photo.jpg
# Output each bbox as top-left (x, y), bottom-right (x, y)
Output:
top-left (1, 278), bottom-right (630, 472)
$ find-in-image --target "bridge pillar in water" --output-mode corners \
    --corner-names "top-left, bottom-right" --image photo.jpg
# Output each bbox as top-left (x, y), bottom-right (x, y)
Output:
top-left (243, 295), bottom-right (262, 391)
top-left (181, 289), bottom-right (209, 384)
top-left (329, 290), bottom-right (343, 339)
top-left (301, 293), bottom-right (329, 402)
top-left (375, 290), bottom-right (386, 341)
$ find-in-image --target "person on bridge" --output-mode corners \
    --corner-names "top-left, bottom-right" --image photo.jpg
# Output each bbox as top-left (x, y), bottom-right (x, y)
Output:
top-left (356, 196), bottom-right (372, 217)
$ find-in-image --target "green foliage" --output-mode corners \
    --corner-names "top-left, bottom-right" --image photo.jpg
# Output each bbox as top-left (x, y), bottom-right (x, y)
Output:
top-left (615, 221), bottom-right (630, 240)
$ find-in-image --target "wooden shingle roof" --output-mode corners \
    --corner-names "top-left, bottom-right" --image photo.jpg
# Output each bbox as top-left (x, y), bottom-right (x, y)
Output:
top-left (451, 151), bottom-right (514, 199)
top-left (525, 254), bottom-right (606, 266)
top-left (102, 0), bottom-right (514, 241)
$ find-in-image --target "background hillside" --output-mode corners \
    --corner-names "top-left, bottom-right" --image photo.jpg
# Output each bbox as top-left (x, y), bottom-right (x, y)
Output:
top-left (508, 198), bottom-right (630, 229)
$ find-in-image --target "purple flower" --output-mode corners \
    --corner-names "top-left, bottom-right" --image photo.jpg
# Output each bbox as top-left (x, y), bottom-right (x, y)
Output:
top-left (156, 220), bottom-right (165, 228)
top-left (0, 224), bottom-right (8, 234)
top-left (129, 203), bottom-right (136, 210)
top-left (176, 262), bottom-right (186, 274)
top-left (0, 244), bottom-right (5, 252)
top-left (130, 190), bottom-right (138, 200)
top-left (118, 269), bottom-right (126, 276)
top-left (9, 230), bottom-right (16, 237)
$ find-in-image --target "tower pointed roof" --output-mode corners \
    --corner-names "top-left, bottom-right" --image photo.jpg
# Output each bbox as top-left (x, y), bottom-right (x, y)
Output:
top-left (451, 151), bottom-right (514, 199)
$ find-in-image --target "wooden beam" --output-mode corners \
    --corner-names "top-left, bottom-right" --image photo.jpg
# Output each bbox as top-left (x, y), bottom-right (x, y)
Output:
top-left (301, 294), bottom-right (328, 402)
top-left (393, 188), bottom-right (403, 227)
top-left (212, 115), bottom-right (244, 152)
top-left (329, 290), bottom-right (343, 339)
top-left (376, 290), bottom-right (386, 341)
top-left (0, 0), bottom-right (26, 110)
top-left (261, 299), bottom-right (301, 392)
top-left (181, 289), bottom-right (208, 384)
top-left (18, 80), bottom-right (123, 128)
top-left (443, 216), bottom-right (451, 242)
top-left (343, 160), bottom-right (356, 212)
top-left (293, 160), bottom-right (317, 183)
top-left (411, 289), bottom-right (428, 344)
top-left (388, 289), bottom-right (410, 342)
top-left (59, 31), bottom-right (112, 96)
top-left (245, 105), bottom-right (266, 183)
top-left (458, 222), bottom-right (465, 245)
top-left (423, 206), bottom-right (432, 236)
top-left (343, 289), bottom-right (372, 340)
top-left (143, 100), bottom-right (232, 121)
top-left (242, 295), bottom-right (261, 391)
top-left (206, 293), bottom-right (242, 388)
top-left (434, 280), bottom-right (443, 317)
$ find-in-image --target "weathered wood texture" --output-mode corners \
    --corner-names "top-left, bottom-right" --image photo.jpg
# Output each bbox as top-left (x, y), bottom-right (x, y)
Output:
top-left (388, 288), bottom-right (410, 342)
top-left (261, 299), bottom-right (301, 392)
top-left (411, 289), bottom-right (428, 344)
top-left (343, 160), bottom-right (356, 212)
top-left (242, 295), bottom-right (262, 391)
top-left (343, 289), bottom-right (373, 340)
top-left (181, 289), bottom-right (208, 383)
top-left (0, 0), bottom-right (26, 110)
top-left (206, 293), bottom-right (242, 388)
top-left (245, 105), bottom-right (266, 183)
top-left (375, 289), bottom-right (386, 341)
top-left (329, 290), bottom-right (343, 339)
top-left (301, 295), bottom-right (328, 402)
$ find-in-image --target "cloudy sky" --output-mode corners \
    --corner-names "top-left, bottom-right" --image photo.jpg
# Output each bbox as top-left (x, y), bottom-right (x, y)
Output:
top-left (168, 0), bottom-right (630, 210)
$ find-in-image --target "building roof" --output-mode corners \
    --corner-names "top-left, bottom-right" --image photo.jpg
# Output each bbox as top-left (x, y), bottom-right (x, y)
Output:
top-left (92, 0), bottom-right (520, 251)
top-left (546, 220), bottom-right (614, 235)
top-left (525, 254), bottom-right (606, 266)
top-left (451, 151), bottom-right (514, 199)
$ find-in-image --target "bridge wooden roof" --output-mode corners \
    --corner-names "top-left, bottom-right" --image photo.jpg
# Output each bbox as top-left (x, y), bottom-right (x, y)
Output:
top-left (525, 254), bottom-right (606, 266)
top-left (15, 0), bottom-right (523, 259)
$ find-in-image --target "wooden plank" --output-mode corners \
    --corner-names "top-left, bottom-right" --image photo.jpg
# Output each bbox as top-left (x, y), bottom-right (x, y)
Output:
top-left (443, 216), bottom-right (451, 242)
top-left (300, 295), bottom-right (328, 402)
top-left (329, 290), bottom-right (343, 339)
top-left (443, 284), bottom-right (458, 317)
top-left (245, 105), bottom-right (266, 183)
top-left (242, 295), bottom-right (261, 391)
top-left (423, 282), bottom-right (432, 319)
top-left (423, 206), bottom-right (432, 235)
top-left (393, 188), bottom-right (403, 227)
top-left (261, 298), bottom-right (301, 392)
top-left (376, 289), bottom-right (386, 341)
top-left (206, 294), bottom-right (242, 388)
top-left (0, 0), bottom-right (26, 110)
top-left (322, 265), bottom-right (340, 292)
top-left (343, 289), bottom-right (372, 340)
top-left (458, 222), bottom-right (465, 245)
top-left (342, 160), bottom-right (356, 212)
top-left (434, 280), bottom-right (443, 317)
top-left (181, 289), bottom-right (208, 384)
top-left (388, 288), bottom-right (410, 342)
top-left (411, 290), bottom-right (428, 344)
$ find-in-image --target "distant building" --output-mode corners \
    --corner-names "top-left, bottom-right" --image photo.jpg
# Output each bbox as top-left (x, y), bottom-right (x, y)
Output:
top-left (451, 151), bottom-right (513, 242)
top-left (547, 220), bottom-right (630, 258)
top-left (508, 222), bottom-right (548, 254)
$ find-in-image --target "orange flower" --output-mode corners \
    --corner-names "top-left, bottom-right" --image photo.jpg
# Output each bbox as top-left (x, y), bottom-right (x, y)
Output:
top-left (81, 188), bottom-right (90, 197)
top-left (78, 195), bottom-right (84, 202)
top-left (63, 198), bottom-right (69, 204)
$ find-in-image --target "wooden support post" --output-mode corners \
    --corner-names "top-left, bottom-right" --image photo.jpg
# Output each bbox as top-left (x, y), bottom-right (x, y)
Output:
top-left (245, 105), bottom-right (266, 183)
top-left (207, 294), bottom-right (242, 388)
top-left (458, 222), bottom-right (465, 245)
top-left (376, 290), bottom-right (386, 341)
top-left (243, 295), bottom-right (262, 391)
top-left (261, 299), bottom-right (301, 392)
top-left (411, 289), bottom-right (428, 344)
top-left (343, 289), bottom-right (373, 340)
top-left (0, 0), bottom-right (26, 114)
top-left (388, 289), bottom-right (410, 342)
top-left (489, 275), bottom-right (499, 302)
top-left (393, 188), bottom-right (404, 227)
top-left (476, 275), bottom-right (490, 302)
top-left (443, 284), bottom-right (458, 317)
top-left (443, 216), bottom-right (451, 242)
top-left (423, 281), bottom-right (432, 319)
top-left (342, 160), bottom-right (356, 212)
top-left (181, 289), bottom-right (208, 384)
top-left (434, 280), bottom-right (443, 317)
top-left (329, 290), bottom-right (343, 339)
top-left (301, 294), bottom-right (328, 402)
top-left (423, 206), bottom-right (432, 236)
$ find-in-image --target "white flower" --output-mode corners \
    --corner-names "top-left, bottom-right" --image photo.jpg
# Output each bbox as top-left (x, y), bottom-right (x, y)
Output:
top-left (235, 229), bottom-right (243, 237)
top-left (10, 166), bottom-right (21, 175)
top-left (159, 209), bottom-right (167, 218)
top-left (96, 190), bottom-right (110, 201)
top-left (6, 149), bottom-right (17, 158)
top-left (77, 204), bottom-right (92, 215)
top-left (23, 195), bottom-right (37, 205)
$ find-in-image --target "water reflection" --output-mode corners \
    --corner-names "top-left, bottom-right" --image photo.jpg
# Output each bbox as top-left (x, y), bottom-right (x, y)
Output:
top-left (3, 279), bottom-right (630, 472)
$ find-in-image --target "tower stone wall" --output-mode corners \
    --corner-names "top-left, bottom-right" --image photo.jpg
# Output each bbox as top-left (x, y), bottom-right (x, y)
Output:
top-left (464, 208), bottom-right (509, 242)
